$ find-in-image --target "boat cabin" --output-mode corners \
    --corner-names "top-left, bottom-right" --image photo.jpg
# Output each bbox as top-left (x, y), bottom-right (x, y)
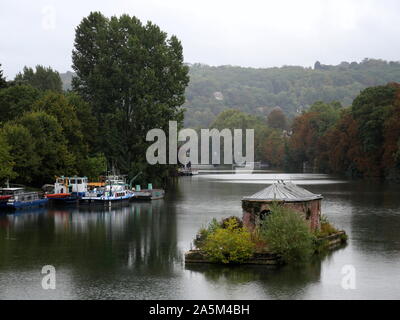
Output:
top-left (0, 187), bottom-right (43, 204)
top-left (54, 176), bottom-right (88, 195)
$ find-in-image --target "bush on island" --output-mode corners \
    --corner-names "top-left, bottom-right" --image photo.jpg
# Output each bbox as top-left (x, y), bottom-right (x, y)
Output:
top-left (259, 203), bottom-right (314, 264)
top-left (202, 218), bottom-right (255, 264)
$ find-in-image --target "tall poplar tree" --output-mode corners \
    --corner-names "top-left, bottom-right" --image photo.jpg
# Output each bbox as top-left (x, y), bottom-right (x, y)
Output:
top-left (72, 12), bottom-right (189, 183)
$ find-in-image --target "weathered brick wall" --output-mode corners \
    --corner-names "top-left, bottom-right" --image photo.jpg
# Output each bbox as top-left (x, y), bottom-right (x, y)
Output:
top-left (242, 199), bottom-right (321, 231)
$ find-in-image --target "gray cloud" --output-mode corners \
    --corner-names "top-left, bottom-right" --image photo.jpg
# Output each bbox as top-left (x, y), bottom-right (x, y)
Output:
top-left (1, 0), bottom-right (400, 79)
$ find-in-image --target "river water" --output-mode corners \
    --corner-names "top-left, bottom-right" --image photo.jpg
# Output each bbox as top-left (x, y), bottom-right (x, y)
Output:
top-left (0, 171), bottom-right (400, 300)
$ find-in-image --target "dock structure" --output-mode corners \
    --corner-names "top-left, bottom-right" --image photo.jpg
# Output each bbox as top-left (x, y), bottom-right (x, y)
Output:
top-left (132, 189), bottom-right (165, 201)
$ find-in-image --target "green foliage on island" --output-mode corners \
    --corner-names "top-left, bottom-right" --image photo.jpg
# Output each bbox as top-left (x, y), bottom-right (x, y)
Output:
top-left (184, 59), bottom-right (400, 128)
top-left (194, 208), bottom-right (346, 265)
top-left (196, 217), bottom-right (255, 264)
top-left (258, 204), bottom-right (315, 264)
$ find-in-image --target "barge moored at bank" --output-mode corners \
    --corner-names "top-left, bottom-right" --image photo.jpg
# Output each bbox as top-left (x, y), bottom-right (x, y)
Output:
top-left (0, 187), bottom-right (48, 210)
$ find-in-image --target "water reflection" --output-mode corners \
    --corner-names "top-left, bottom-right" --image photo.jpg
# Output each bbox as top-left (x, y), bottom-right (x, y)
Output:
top-left (0, 172), bottom-right (400, 299)
top-left (0, 200), bottom-right (180, 299)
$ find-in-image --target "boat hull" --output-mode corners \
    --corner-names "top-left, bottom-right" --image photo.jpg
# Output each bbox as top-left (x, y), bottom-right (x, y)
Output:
top-left (6, 198), bottom-right (48, 210)
top-left (79, 194), bottom-right (134, 206)
top-left (46, 192), bottom-right (84, 205)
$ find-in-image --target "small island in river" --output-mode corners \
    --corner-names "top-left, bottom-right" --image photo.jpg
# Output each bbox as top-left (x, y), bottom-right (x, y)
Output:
top-left (185, 181), bottom-right (347, 266)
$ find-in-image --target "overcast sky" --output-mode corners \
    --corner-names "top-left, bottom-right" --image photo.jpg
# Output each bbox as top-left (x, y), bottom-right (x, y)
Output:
top-left (1, 0), bottom-right (400, 79)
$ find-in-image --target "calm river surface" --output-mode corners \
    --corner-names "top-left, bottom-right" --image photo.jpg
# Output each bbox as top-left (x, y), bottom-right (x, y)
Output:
top-left (1, 171), bottom-right (400, 300)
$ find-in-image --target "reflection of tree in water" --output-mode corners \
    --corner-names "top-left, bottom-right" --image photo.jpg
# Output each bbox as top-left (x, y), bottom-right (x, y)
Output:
top-left (0, 201), bottom-right (180, 278)
top-left (346, 182), bottom-right (400, 255)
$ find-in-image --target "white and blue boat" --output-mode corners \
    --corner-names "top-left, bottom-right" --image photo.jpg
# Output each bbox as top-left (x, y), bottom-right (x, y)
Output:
top-left (46, 176), bottom-right (88, 204)
top-left (0, 187), bottom-right (48, 210)
top-left (80, 175), bottom-right (134, 206)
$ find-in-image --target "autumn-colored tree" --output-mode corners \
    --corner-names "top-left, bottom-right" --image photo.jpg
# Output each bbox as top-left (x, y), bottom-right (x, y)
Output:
top-left (263, 129), bottom-right (286, 167)
top-left (319, 110), bottom-right (364, 176)
top-left (286, 102), bottom-right (341, 170)
top-left (267, 107), bottom-right (287, 130)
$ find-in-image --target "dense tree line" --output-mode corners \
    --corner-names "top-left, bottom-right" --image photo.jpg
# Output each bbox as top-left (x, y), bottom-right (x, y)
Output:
top-left (209, 83), bottom-right (400, 181)
top-left (0, 12), bottom-right (189, 187)
top-left (184, 59), bottom-right (400, 128)
top-left (0, 64), bottom-right (106, 186)
top-left (209, 108), bottom-right (288, 167)
top-left (285, 83), bottom-right (400, 180)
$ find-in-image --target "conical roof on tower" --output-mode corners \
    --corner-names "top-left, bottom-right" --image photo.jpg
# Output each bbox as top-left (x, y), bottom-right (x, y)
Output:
top-left (242, 181), bottom-right (323, 202)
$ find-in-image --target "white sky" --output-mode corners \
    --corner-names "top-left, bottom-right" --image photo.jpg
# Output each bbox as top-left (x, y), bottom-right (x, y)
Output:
top-left (1, 0), bottom-right (400, 79)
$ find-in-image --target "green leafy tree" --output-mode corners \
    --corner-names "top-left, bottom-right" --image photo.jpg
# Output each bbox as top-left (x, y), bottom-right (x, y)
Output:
top-left (33, 91), bottom-right (88, 171)
top-left (210, 109), bottom-right (271, 161)
top-left (352, 85), bottom-right (396, 153)
top-left (17, 111), bottom-right (76, 186)
top-left (15, 65), bottom-right (63, 92)
top-left (0, 133), bottom-right (15, 183)
top-left (0, 85), bottom-right (41, 124)
top-left (65, 92), bottom-right (99, 153)
top-left (0, 123), bottom-right (39, 183)
top-left (80, 153), bottom-right (107, 180)
top-left (72, 12), bottom-right (189, 183)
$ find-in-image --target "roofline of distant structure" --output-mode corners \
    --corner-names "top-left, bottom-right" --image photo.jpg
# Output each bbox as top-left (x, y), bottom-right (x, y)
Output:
top-left (241, 196), bottom-right (324, 203)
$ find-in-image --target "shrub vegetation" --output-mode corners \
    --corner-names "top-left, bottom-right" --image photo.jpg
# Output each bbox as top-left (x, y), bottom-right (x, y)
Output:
top-left (199, 218), bottom-right (255, 264)
top-left (259, 204), bottom-right (315, 264)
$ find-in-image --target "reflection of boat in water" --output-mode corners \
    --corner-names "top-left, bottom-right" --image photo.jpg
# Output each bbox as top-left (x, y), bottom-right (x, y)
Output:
top-left (46, 176), bottom-right (89, 205)
top-left (233, 162), bottom-right (260, 173)
top-left (0, 187), bottom-right (48, 210)
top-left (80, 175), bottom-right (134, 206)
top-left (178, 166), bottom-right (199, 176)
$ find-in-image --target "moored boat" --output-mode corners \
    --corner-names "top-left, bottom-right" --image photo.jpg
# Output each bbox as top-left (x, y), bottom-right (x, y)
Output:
top-left (80, 175), bottom-right (134, 206)
top-left (0, 195), bottom-right (12, 209)
top-left (46, 176), bottom-right (88, 204)
top-left (0, 187), bottom-right (48, 210)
